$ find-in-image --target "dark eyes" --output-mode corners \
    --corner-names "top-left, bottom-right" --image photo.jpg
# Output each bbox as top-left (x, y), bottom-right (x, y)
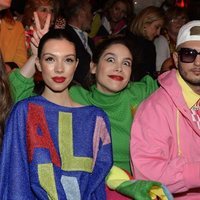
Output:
top-left (123, 61), bottom-right (132, 67)
top-left (65, 58), bottom-right (75, 63)
top-left (44, 57), bottom-right (76, 64)
top-left (107, 57), bottom-right (115, 62)
top-left (45, 57), bottom-right (54, 62)
top-left (106, 57), bottom-right (131, 67)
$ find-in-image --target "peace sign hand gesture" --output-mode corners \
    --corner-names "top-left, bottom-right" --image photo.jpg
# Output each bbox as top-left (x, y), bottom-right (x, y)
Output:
top-left (20, 12), bottom-right (51, 78)
top-left (30, 12), bottom-right (51, 56)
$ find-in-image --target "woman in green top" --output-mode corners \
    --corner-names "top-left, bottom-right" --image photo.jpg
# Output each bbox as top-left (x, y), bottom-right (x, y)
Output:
top-left (69, 36), bottom-right (160, 199)
top-left (69, 36), bottom-right (158, 174)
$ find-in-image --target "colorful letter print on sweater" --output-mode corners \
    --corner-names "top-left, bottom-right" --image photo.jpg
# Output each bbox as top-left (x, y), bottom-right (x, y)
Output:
top-left (0, 96), bottom-right (112, 200)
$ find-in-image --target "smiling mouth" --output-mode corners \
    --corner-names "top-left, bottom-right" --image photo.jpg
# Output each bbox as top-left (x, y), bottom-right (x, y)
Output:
top-left (52, 77), bottom-right (66, 83)
top-left (108, 75), bottom-right (124, 81)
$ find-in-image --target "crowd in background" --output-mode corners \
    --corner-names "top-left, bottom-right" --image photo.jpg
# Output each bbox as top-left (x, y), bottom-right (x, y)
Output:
top-left (4, 0), bottom-right (200, 81)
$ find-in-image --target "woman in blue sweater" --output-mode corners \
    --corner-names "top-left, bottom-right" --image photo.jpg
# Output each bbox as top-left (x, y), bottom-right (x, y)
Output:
top-left (0, 28), bottom-right (112, 199)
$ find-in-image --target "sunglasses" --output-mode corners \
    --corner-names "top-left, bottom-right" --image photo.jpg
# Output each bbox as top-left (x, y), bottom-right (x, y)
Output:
top-left (178, 48), bottom-right (200, 63)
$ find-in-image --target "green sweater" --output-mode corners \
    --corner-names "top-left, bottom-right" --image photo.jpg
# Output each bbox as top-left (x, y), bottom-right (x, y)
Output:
top-left (9, 69), bottom-right (35, 102)
top-left (9, 69), bottom-right (157, 173)
top-left (69, 76), bottom-right (158, 173)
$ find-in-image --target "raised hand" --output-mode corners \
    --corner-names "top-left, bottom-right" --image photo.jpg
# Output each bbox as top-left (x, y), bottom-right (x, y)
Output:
top-left (20, 12), bottom-right (51, 78)
top-left (30, 12), bottom-right (51, 56)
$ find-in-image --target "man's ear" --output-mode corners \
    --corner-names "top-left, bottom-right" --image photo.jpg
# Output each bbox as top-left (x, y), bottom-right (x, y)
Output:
top-left (35, 58), bottom-right (42, 72)
top-left (90, 62), bottom-right (97, 74)
top-left (172, 51), bottom-right (179, 69)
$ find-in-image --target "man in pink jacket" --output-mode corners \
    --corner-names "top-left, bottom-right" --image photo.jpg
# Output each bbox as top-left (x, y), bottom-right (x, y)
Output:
top-left (131, 20), bottom-right (200, 199)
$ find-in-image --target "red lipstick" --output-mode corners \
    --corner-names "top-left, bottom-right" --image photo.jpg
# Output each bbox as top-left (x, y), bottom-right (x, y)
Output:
top-left (108, 75), bottom-right (124, 81)
top-left (52, 77), bottom-right (66, 83)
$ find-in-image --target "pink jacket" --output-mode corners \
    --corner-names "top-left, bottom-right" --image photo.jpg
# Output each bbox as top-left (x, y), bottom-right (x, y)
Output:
top-left (131, 69), bottom-right (200, 199)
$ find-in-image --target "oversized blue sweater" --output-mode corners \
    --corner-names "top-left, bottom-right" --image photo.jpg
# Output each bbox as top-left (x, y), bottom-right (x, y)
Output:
top-left (0, 96), bottom-right (112, 199)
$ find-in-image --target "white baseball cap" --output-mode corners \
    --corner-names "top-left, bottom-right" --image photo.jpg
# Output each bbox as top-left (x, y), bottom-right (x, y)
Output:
top-left (176, 20), bottom-right (200, 48)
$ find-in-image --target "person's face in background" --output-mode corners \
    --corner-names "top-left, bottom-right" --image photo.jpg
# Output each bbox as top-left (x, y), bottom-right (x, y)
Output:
top-left (144, 19), bottom-right (164, 41)
top-left (36, 4), bottom-right (54, 28)
top-left (167, 15), bottom-right (187, 37)
top-left (109, 1), bottom-right (127, 23)
top-left (91, 43), bottom-right (132, 94)
top-left (0, 0), bottom-right (11, 11)
top-left (80, 3), bottom-right (93, 32)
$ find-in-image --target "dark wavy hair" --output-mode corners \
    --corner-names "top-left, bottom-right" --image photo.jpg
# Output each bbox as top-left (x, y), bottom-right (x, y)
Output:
top-left (0, 55), bottom-right (12, 146)
top-left (84, 35), bottom-right (135, 90)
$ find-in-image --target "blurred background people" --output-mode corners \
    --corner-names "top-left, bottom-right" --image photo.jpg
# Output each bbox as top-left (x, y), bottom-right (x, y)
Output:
top-left (154, 6), bottom-right (188, 73)
top-left (56, 0), bottom-right (95, 86)
top-left (127, 6), bottom-right (165, 80)
top-left (22, 0), bottom-right (54, 57)
top-left (89, 0), bottom-right (134, 45)
top-left (0, 0), bottom-right (27, 72)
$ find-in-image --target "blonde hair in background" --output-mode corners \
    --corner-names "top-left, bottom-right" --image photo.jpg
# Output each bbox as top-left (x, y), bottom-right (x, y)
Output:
top-left (129, 6), bottom-right (165, 39)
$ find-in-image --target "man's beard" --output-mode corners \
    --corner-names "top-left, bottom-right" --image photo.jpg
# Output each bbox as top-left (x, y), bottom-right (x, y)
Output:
top-left (178, 63), bottom-right (200, 86)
